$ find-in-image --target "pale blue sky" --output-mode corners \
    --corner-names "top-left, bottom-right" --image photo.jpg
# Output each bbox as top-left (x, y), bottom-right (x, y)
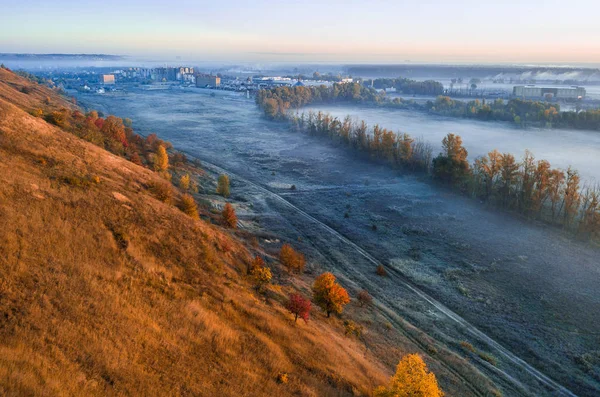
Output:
top-left (1, 0), bottom-right (599, 63)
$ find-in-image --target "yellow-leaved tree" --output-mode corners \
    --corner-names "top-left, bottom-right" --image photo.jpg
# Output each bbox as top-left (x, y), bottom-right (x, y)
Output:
top-left (374, 354), bottom-right (443, 397)
top-left (154, 144), bottom-right (169, 172)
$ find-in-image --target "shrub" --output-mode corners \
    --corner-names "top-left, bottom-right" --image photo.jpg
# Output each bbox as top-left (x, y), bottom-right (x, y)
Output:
top-left (221, 203), bottom-right (237, 228)
top-left (276, 373), bottom-right (288, 384)
top-left (312, 272), bottom-right (350, 318)
top-left (31, 108), bottom-right (43, 118)
top-left (460, 341), bottom-right (476, 353)
top-left (343, 320), bottom-right (363, 338)
top-left (373, 354), bottom-right (443, 397)
top-left (62, 174), bottom-right (91, 188)
top-left (478, 352), bottom-right (497, 366)
top-left (376, 265), bottom-right (387, 277)
top-left (248, 255), bottom-right (265, 275)
top-left (149, 181), bottom-right (173, 204)
top-left (179, 194), bottom-right (199, 219)
top-left (285, 293), bottom-right (311, 323)
top-left (251, 264), bottom-right (272, 292)
top-left (46, 110), bottom-right (69, 129)
top-left (279, 244), bottom-right (305, 273)
top-left (217, 174), bottom-right (230, 197)
top-left (357, 289), bottom-right (373, 307)
top-left (111, 230), bottom-right (129, 250)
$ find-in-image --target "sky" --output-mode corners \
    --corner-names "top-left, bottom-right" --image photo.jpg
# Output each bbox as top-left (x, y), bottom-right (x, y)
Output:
top-left (1, 0), bottom-right (600, 64)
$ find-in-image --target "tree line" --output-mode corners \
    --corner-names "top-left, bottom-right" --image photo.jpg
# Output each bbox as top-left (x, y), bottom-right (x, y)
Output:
top-left (371, 77), bottom-right (445, 96)
top-left (257, 85), bottom-right (600, 131)
top-left (428, 96), bottom-right (600, 130)
top-left (283, 111), bottom-right (600, 241)
top-left (256, 83), bottom-right (387, 119)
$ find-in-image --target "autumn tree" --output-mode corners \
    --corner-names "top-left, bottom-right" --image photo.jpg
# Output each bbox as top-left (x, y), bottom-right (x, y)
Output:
top-left (279, 244), bottom-right (306, 273)
top-left (312, 272), bottom-right (350, 317)
top-left (178, 194), bottom-right (199, 220)
top-left (222, 203), bottom-right (237, 228)
top-left (432, 133), bottom-right (470, 185)
top-left (101, 115), bottom-right (127, 146)
top-left (578, 186), bottom-right (600, 240)
top-left (373, 354), bottom-right (443, 397)
top-left (251, 265), bottom-right (272, 293)
top-left (217, 174), bottom-right (230, 197)
top-left (285, 293), bottom-right (311, 323)
top-left (561, 167), bottom-right (581, 228)
top-left (248, 255), bottom-right (265, 275)
top-left (179, 174), bottom-right (191, 191)
top-left (154, 144), bottom-right (169, 172)
top-left (548, 169), bottom-right (565, 222)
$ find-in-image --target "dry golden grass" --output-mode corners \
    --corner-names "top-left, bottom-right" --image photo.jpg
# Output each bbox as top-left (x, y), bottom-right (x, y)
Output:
top-left (0, 93), bottom-right (392, 396)
top-left (0, 68), bottom-right (74, 114)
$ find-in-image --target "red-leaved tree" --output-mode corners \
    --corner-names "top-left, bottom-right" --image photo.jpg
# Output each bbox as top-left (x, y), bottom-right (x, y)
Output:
top-left (285, 293), bottom-right (311, 323)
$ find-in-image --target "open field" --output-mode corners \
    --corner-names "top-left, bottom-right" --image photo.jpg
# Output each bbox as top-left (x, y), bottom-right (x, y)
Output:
top-left (81, 86), bottom-right (600, 396)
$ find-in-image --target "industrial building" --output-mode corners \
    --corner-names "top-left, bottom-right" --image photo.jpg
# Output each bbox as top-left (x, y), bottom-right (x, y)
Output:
top-left (513, 85), bottom-right (586, 99)
top-left (101, 74), bottom-right (115, 85)
top-left (196, 74), bottom-right (221, 87)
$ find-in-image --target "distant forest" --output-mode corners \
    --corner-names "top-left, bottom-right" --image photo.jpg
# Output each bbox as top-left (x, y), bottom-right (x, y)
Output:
top-left (256, 83), bottom-right (600, 131)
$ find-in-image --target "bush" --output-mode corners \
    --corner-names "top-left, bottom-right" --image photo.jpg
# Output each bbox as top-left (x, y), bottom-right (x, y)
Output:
top-left (460, 341), bottom-right (476, 353)
top-left (179, 194), bottom-right (199, 219)
top-left (376, 265), bottom-right (387, 277)
top-left (251, 264), bottom-right (272, 292)
top-left (62, 174), bottom-right (91, 188)
top-left (276, 373), bottom-right (288, 384)
top-left (279, 244), bottom-right (305, 273)
top-left (149, 181), bottom-right (173, 204)
top-left (343, 320), bottom-right (363, 338)
top-left (221, 203), bottom-right (237, 228)
top-left (357, 289), bottom-right (372, 307)
top-left (248, 255), bottom-right (265, 275)
top-left (478, 352), bottom-right (497, 366)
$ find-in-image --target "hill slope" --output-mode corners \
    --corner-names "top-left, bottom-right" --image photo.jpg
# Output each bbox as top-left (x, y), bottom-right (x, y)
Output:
top-left (0, 69), bottom-right (391, 396)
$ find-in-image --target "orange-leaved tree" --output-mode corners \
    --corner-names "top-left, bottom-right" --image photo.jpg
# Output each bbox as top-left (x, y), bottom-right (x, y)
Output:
top-left (312, 272), bottom-right (349, 318)
top-left (374, 353), bottom-right (443, 397)
top-left (222, 203), bottom-right (237, 228)
top-left (279, 243), bottom-right (305, 273)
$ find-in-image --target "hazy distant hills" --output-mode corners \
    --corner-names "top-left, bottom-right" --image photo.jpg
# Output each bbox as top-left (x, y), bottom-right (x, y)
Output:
top-left (0, 53), bottom-right (123, 60)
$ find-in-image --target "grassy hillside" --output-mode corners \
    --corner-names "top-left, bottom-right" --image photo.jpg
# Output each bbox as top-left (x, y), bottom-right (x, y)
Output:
top-left (0, 68), bottom-right (397, 396)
